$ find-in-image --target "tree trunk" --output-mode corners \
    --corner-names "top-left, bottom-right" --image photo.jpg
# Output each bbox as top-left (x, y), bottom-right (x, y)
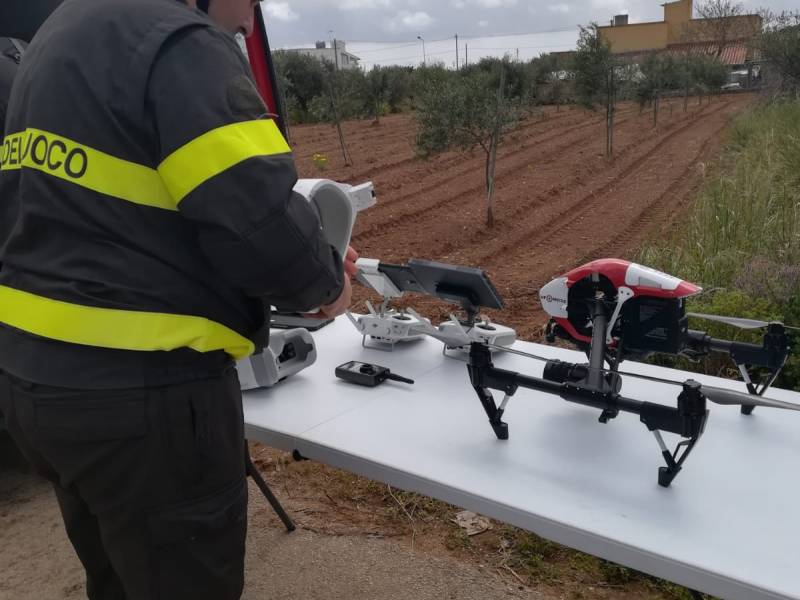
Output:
top-left (278, 83), bottom-right (293, 145)
top-left (328, 76), bottom-right (351, 166)
top-left (605, 68), bottom-right (615, 158)
top-left (653, 92), bottom-right (658, 127)
top-left (486, 143), bottom-right (498, 228)
top-left (486, 67), bottom-right (505, 228)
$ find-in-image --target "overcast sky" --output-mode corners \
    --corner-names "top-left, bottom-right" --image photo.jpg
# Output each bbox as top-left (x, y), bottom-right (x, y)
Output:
top-left (261, 0), bottom-right (794, 68)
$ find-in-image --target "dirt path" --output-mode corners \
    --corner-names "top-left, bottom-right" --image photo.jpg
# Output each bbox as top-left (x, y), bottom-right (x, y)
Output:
top-left (290, 95), bottom-right (753, 339)
top-left (0, 467), bottom-right (540, 600)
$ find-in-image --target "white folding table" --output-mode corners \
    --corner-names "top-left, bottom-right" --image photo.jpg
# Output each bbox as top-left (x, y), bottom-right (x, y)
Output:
top-left (243, 317), bottom-right (800, 600)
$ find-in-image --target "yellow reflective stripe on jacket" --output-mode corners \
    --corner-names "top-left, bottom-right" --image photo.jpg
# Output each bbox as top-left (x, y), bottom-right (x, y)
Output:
top-left (0, 128), bottom-right (176, 211)
top-left (158, 119), bottom-right (291, 205)
top-left (0, 285), bottom-right (254, 360)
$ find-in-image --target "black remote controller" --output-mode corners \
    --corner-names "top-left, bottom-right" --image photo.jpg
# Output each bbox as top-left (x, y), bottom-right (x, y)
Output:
top-left (335, 361), bottom-right (414, 387)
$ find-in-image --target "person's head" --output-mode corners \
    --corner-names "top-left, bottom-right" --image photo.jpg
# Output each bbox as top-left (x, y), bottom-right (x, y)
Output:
top-left (189, 0), bottom-right (261, 37)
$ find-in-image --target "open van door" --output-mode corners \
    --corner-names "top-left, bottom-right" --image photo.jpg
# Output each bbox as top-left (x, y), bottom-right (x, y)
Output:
top-left (244, 7), bottom-right (288, 139)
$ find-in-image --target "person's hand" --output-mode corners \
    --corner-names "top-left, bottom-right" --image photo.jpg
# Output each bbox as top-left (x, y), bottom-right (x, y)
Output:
top-left (344, 245), bottom-right (359, 279)
top-left (301, 245), bottom-right (357, 319)
top-left (315, 276), bottom-right (352, 319)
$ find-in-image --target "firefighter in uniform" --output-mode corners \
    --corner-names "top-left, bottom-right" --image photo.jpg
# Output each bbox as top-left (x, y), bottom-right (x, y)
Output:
top-left (0, 0), bottom-right (356, 598)
top-left (0, 36), bottom-right (26, 459)
top-left (1, 38), bottom-right (26, 132)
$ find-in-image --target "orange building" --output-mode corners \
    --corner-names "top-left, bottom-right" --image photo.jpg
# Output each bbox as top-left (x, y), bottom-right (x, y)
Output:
top-left (598, 0), bottom-right (761, 65)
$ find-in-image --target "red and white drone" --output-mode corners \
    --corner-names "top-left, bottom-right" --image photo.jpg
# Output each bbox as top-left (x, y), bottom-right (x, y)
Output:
top-left (467, 258), bottom-right (799, 487)
top-left (540, 259), bottom-right (701, 350)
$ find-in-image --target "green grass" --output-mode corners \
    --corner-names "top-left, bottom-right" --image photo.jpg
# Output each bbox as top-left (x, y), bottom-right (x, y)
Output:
top-left (639, 100), bottom-right (800, 288)
top-left (638, 99), bottom-right (800, 389)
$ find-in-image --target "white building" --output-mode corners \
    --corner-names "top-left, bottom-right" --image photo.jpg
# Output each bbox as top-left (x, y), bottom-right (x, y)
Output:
top-left (284, 40), bottom-right (361, 70)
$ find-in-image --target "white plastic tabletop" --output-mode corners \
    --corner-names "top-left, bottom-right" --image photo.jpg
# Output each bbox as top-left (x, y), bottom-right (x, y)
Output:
top-left (243, 317), bottom-right (800, 600)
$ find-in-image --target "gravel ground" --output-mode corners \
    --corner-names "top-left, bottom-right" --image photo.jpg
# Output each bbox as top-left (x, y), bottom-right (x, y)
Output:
top-left (0, 461), bottom-right (541, 600)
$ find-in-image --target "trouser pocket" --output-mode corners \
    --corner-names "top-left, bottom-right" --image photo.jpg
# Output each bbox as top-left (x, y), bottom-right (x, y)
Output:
top-left (147, 477), bottom-right (248, 600)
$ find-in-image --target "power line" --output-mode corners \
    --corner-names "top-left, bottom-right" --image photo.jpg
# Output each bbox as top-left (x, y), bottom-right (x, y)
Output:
top-left (367, 49), bottom-right (457, 64)
top-left (362, 42), bottom-right (574, 65)
top-left (464, 43), bottom-right (576, 51)
top-left (349, 42), bottom-right (421, 54)
top-left (345, 25), bottom-right (578, 46)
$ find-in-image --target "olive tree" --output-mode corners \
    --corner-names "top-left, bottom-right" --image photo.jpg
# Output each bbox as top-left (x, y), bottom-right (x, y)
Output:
top-left (414, 62), bottom-right (523, 227)
top-left (572, 24), bottom-right (621, 157)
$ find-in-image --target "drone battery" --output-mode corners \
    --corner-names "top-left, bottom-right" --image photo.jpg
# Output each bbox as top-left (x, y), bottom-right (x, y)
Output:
top-left (621, 297), bottom-right (688, 355)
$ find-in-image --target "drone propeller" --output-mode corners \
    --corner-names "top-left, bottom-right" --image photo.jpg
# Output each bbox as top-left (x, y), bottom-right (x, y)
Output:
top-left (687, 312), bottom-right (800, 332)
top-left (615, 369), bottom-right (800, 411)
top-left (699, 385), bottom-right (800, 411)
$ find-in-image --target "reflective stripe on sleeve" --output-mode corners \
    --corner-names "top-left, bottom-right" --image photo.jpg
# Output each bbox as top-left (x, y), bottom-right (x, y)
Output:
top-left (0, 129), bottom-right (176, 211)
top-left (0, 285), bottom-right (254, 359)
top-left (158, 119), bottom-right (291, 205)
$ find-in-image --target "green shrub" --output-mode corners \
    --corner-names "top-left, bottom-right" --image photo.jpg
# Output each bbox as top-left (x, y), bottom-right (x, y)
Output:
top-left (638, 100), bottom-right (800, 390)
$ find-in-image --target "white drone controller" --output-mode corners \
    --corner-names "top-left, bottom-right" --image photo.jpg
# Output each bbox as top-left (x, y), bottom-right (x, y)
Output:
top-left (347, 258), bottom-right (431, 349)
top-left (408, 310), bottom-right (517, 356)
top-left (439, 318), bottom-right (517, 353)
top-left (238, 179), bottom-right (375, 389)
top-left (348, 257), bottom-right (517, 356)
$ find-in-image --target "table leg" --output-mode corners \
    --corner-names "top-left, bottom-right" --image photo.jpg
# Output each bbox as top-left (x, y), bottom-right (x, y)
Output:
top-left (245, 444), bottom-right (296, 532)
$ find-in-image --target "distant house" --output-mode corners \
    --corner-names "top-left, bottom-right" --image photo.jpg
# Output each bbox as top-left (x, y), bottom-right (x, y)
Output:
top-left (598, 0), bottom-right (760, 53)
top-left (283, 40), bottom-right (361, 70)
top-left (590, 0), bottom-right (762, 88)
top-left (598, 0), bottom-right (761, 70)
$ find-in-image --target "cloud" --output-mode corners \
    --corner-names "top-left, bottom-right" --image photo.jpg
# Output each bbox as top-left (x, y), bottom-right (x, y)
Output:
top-left (385, 10), bottom-right (434, 31)
top-left (339, 0), bottom-right (394, 9)
top-left (548, 3), bottom-right (571, 12)
top-left (262, 2), bottom-right (299, 22)
top-left (474, 0), bottom-right (518, 7)
top-left (478, 19), bottom-right (489, 26)
top-left (450, 0), bottom-right (517, 7)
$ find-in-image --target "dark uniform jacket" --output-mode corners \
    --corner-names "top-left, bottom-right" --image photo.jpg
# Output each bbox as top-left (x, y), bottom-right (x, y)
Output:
top-left (1, 38), bottom-right (25, 136)
top-left (0, 0), bottom-right (344, 389)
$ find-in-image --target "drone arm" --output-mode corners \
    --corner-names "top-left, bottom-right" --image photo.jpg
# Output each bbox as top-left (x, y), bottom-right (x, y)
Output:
top-left (686, 329), bottom-right (789, 371)
top-left (687, 328), bottom-right (789, 416)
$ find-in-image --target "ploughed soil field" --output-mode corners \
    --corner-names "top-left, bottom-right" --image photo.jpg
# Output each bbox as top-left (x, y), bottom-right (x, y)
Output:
top-left (291, 93), bottom-right (753, 340)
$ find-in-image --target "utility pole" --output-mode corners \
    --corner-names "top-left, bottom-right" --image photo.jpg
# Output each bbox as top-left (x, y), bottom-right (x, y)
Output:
top-left (516, 48), bottom-right (519, 62)
top-left (455, 34), bottom-right (459, 70)
top-left (465, 44), bottom-right (468, 67)
top-left (417, 35), bottom-right (426, 66)
top-left (328, 30), bottom-right (339, 71)
top-left (333, 39), bottom-right (339, 71)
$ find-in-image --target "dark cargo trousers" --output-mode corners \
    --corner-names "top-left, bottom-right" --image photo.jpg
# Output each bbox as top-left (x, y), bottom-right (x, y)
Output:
top-left (0, 367), bottom-right (248, 600)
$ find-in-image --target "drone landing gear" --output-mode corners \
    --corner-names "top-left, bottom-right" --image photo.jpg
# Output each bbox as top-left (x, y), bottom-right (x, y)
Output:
top-left (652, 431), bottom-right (698, 488)
top-left (737, 363), bottom-right (782, 416)
top-left (468, 342), bottom-right (710, 488)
